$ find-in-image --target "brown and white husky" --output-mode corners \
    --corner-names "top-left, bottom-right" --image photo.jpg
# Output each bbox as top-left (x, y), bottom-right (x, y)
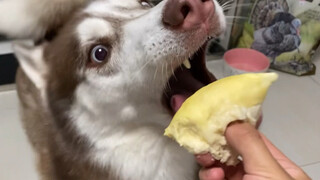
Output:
top-left (0, 0), bottom-right (225, 179)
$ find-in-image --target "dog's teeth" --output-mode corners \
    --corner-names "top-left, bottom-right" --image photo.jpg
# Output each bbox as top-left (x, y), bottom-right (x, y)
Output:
top-left (183, 59), bottom-right (191, 69)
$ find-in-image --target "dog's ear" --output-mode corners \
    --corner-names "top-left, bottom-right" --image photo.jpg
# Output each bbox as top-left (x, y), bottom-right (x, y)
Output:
top-left (0, 0), bottom-right (87, 40)
top-left (13, 41), bottom-right (47, 89)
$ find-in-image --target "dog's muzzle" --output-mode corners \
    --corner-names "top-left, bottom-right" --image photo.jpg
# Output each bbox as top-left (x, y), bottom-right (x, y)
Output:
top-left (163, 0), bottom-right (216, 32)
top-left (161, 0), bottom-right (221, 115)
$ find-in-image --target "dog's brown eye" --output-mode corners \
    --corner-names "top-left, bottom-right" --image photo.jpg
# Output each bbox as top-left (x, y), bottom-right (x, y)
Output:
top-left (91, 45), bottom-right (109, 63)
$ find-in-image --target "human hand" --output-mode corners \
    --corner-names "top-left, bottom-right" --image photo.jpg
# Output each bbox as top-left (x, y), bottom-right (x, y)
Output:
top-left (196, 122), bottom-right (311, 180)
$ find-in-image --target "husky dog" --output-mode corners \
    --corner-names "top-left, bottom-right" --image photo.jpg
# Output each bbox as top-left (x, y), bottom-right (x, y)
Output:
top-left (0, 0), bottom-right (225, 179)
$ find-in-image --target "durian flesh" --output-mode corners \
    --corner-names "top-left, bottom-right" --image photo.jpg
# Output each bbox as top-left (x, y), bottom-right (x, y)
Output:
top-left (164, 73), bottom-right (278, 166)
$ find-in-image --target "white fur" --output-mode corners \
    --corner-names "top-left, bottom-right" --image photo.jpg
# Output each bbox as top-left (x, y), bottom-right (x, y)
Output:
top-left (12, 41), bottom-right (47, 90)
top-left (120, 105), bottom-right (138, 120)
top-left (71, 73), bottom-right (197, 179)
top-left (69, 0), bottom-right (225, 179)
top-left (77, 18), bottom-right (116, 45)
top-left (84, 0), bottom-right (148, 20)
top-left (71, 3), bottom-right (200, 179)
top-left (12, 41), bottom-right (49, 112)
top-left (214, 0), bottom-right (227, 34)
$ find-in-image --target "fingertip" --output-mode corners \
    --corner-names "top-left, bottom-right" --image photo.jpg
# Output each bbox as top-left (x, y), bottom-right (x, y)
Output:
top-left (225, 122), bottom-right (283, 173)
top-left (225, 121), bottom-right (262, 154)
top-left (195, 153), bottom-right (215, 167)
top-left (199, 167), bottom-right (225, 180)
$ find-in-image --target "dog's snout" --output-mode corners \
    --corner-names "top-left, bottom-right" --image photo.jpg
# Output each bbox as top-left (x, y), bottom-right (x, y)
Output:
top-left (163, 0), bottom-right (215, 29)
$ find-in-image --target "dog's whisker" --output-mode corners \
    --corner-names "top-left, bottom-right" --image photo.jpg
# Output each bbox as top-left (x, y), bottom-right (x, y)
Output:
top-left (165, 62), bottom-right (169, 79)
top-left (223, 3), bottom-right (252, 10)
top-left (221, 0), bottom-right (234, 8)
top-left (221, 0), bottom-right (234, 3)
top-left (153, 66), bottom-right (158, 81)
top-left (225, 15), bottom-right (248, 18)
top-left (161, 63), bottom-right (164, 78)
top-left (161, 63), bottom-right (166, 87)
top-left (221, 1), bottom-right (232, 7)
top-left (217, 0), bottom-right (232, 4)
top-left (225, 16), bottom-right (249, 20)
top-left (170, 62), bottom-right (177, 81)
top-left (166, 62), bottom-right (172, 91)
top-left (131, 59), bottom-right (153, 82)
top-left (222, 3), bottom-right (233, 9)
top-left (223, 6), bottom-right (233, 11)
top-left (222, 1), bottom-right (254, 12)
top-left (179, 63), bottom-right (184, 71)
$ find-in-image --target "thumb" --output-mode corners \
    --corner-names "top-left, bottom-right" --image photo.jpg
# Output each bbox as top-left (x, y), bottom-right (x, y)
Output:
top-left (225, 122), bottom-right (292, 179)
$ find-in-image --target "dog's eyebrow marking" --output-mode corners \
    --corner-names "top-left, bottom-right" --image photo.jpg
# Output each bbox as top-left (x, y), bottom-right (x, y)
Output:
top-left (77, 18), bottom-right (115, 45)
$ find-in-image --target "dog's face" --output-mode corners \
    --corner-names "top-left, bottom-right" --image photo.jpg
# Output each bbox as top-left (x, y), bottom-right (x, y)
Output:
top-left (10, 0), bottom-right (226, 178)
top-left (25, 0), bottom-right (226, 123)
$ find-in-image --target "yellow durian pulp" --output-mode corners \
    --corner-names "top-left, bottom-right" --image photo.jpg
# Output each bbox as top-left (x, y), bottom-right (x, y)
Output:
top-left (164, 73), bottom-right (278, 166)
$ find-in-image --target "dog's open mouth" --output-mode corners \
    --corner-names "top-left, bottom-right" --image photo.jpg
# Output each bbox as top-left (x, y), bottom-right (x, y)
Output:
top-left (162, 43), bottom-right (216, 115)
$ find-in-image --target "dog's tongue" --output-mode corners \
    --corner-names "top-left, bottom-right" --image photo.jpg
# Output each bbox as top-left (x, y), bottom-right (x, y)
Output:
top-left (170, 94), bottom-right (189, 113)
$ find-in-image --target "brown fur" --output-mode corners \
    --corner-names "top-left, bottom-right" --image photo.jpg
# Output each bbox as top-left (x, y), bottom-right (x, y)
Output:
top-left (15, 13), bottom-right (119, 179)
top-left (16, 41), bottom-right (116, 180)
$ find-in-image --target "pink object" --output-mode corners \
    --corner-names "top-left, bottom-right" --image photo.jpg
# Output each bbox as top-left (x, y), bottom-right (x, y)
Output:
top-left (223, 48), bottom-right (270, 75)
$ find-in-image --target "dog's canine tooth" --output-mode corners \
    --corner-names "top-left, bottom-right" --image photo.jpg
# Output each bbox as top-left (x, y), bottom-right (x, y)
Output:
top-left (183, 59), bottom-right (191, 69)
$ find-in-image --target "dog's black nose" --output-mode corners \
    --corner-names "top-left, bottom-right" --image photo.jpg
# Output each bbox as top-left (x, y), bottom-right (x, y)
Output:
top-left (163, 0), bottom-right (215, 28)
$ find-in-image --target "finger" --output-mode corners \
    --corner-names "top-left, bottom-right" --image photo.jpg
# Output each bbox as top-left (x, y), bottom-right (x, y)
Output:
top-left (255, 114), bottom-right (263, 128)
top-left (259, 133), bottom-right (294, 164)
top-left (225, 121), bottom-right (279, 168)
top-left (214, 161), bottom-right (245, 180)
top-left (226, 164), bottom-right (245, 180)
top-left (196, 154), bottom-right (245, 180)
top-left (195, 153), bottom-right (215, 168)
top-left (199, 167), bottom-right (225, 180)
top-left (225, 121), bottom-right (291, 178)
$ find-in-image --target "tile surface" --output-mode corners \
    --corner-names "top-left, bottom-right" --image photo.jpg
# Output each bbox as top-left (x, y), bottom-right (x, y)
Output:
top-left (0, 91), bottom-right (38, 180)
top-left (0, 91), bottom-right (19, 109)
top-left (261, 71), bottom-right (320, 166)
top-left (302, 162), bottom-right (320, 180)
top-left (206, 59), bottom-right (225, 79)
top-left (0, 84), bottom-right (16, 92)
top-left (207, 60), bottom-right (320, 167)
